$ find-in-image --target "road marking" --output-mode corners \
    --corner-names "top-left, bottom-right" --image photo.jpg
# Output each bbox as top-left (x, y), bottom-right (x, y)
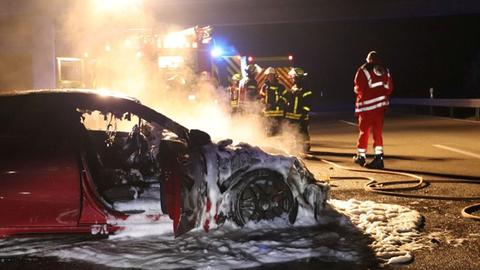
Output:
top-left (339, 120), bottom-right (357, 126)
top-left (433, 144), bottom-right (480, 159)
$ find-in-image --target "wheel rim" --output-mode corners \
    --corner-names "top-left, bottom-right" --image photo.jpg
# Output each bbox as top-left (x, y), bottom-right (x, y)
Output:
top-left (237, 177), bottom-right (294, 225)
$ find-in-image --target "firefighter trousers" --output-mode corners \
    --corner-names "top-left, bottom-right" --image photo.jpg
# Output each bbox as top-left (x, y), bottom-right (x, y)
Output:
top-left (356, 109), bottom-right (385, 152)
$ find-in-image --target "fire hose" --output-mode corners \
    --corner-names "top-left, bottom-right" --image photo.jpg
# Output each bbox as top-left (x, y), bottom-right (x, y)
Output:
top-left (306, 155), bottom-right (480, 221)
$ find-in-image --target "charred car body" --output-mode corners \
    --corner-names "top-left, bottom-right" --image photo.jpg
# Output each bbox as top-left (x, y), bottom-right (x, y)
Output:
top-left (0, 90), bottom-right (329, 237)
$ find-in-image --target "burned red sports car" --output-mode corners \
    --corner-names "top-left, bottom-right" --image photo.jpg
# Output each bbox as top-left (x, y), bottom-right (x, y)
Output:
top-left (0, 90), bottom-right (329, 237)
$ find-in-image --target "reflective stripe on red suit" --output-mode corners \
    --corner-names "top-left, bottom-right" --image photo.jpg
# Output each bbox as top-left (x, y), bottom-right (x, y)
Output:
top-left (354, 63), bottom-right (394, 151)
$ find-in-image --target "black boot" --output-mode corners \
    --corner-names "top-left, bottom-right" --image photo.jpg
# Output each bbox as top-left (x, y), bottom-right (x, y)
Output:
top-left (353, 155), bottom-right (366, 167)
top-left (366, 154), bottom-right (384, 169)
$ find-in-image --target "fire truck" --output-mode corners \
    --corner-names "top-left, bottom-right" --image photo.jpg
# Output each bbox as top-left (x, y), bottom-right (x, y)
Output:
top-left (55, 25), bottom-right (215, 91)
top-left (213, 54), bottom-right (295, 89)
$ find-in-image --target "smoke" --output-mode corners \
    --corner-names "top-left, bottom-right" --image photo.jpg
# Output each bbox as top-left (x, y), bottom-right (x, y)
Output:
top-left (59, 0), bottom-right (303, 155)
top-left (0, 20), bottom-right (29, 90)
top-left (0, 2), bottom-right (45, 91)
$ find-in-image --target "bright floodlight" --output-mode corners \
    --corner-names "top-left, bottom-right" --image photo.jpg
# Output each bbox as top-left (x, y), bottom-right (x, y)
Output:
top-left (92, 0), bottom-right (142, 12)
top-left (211, 47), bottom-right (223, 57)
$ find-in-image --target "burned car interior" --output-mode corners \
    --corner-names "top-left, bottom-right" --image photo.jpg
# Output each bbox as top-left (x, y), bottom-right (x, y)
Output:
top-left (81, 109), bottom-right (196, 217)
top-left (81, 106), bottom-right (194, 218)
top-left (82, 112), bottom-right (162, 207)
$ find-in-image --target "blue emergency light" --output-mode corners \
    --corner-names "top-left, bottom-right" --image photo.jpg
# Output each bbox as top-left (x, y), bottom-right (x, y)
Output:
top-left (211, 47), bottom-right (224, 57)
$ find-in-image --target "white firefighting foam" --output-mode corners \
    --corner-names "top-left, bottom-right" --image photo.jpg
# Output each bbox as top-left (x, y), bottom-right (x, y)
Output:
top-left (0, 198), bottom-right (430, 269)
top-left (109, 199), bottom-right (428, 264)
top-left (138, 202), bottom-right (419, 259)
top-left (329, 199), bottom-right (424, 264)
top-left (103, 192), bottom-right (425, 267)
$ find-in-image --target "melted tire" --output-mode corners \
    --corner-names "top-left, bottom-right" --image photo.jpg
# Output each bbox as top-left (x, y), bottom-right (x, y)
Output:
top-left (233, 169), bottom-right (298, 226)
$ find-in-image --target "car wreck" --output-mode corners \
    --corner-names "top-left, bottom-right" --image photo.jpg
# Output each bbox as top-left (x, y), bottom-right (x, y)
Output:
top-left (0, 90), bottom-right (329, 237)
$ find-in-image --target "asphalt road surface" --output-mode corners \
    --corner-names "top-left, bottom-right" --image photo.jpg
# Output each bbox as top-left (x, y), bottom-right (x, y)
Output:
top-left (305, 111), bottom-right (480, 270)
top-left (307, 111), bottom-right (480, 179)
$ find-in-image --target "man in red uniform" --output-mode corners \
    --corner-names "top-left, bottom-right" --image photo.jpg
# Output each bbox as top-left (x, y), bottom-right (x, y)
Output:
top-left (353, 51), bottom-right (393, 169)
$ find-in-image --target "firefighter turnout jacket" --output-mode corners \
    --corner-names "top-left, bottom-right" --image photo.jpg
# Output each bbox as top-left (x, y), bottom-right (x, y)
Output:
top-left (284, 86), bottom-right (312, 121)
top-left (227, 85), bottom-right (240, 109)
top-left (260, 79), bottom-right (286, 117)
top-left (354, 63), bottom-right (393, 115)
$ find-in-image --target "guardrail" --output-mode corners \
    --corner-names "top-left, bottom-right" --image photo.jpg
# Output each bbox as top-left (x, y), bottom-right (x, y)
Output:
top-left (391, 98), bottom-right (480, 120)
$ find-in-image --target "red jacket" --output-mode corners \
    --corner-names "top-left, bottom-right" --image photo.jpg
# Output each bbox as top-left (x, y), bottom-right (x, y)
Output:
top-left (354, 63), bottom-right (393, 114)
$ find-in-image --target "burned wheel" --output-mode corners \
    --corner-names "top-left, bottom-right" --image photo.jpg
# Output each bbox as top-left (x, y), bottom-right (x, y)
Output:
top-left (234, 170), bottom-right (297, 226)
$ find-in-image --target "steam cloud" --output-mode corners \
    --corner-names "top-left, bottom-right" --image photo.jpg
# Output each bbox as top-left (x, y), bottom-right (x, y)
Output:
top-left (60, 0), bottom-right (303, 155)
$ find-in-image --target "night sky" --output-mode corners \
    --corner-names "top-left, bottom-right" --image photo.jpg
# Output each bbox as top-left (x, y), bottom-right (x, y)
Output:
top-left (215, 15), bottom-right (480, 103)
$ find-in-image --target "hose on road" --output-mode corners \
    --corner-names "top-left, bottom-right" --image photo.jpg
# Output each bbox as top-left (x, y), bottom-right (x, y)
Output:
top-left (306, 155), bottom-right (480, 221)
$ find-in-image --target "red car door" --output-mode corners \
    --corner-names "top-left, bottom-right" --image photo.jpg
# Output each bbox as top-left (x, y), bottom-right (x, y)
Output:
top-left (0, 135), bottom-right (81, 227)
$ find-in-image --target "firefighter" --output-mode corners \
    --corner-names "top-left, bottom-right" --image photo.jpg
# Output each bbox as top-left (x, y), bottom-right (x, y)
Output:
top-left (226, 73), bottom-right (242, 114)
top-left (353, 51), bottom-right (394, 169)
top-left (239, 64), bottom-right (259, 113)
top-left (284, 67), bottom-right (312, 152)
top-left (259, 67), bottom-right (286, 136)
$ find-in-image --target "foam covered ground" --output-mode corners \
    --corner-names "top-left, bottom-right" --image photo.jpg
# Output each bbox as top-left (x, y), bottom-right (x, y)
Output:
top-left (0, 199), bottom-right (432, 269)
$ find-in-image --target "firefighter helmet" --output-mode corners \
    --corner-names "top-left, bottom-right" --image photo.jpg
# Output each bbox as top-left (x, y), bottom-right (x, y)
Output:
top-left (288, 67), bottom-right (307, 78)
top-left (231, 73), bottom-right (241, 82)
top-left (245, 64), bottom-right (257, 75)
top-left (265, 67), bottom-right (277, 75)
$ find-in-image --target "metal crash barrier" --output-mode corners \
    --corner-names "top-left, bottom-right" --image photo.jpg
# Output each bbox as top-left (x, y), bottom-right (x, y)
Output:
top-left (391, 98), bottom-right (480, 121)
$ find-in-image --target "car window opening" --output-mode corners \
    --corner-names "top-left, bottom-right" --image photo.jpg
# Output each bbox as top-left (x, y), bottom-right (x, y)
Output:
top-left (79, 109), bottom-right (179, 215)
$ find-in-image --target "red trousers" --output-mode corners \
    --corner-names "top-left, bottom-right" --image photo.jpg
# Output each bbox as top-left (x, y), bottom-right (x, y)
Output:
top-left (356, 109), bottom-right (385, 151)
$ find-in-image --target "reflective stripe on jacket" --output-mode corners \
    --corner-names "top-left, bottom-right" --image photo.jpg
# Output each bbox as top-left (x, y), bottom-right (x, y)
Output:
top-left (261, 79), bottom-right (286, 118)
top-left (354, 63), bottom-right (393, 114)
top-left (227, 86), bottom-right (240, 108)
top-left (284, 87), bottom-right (312, 121)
